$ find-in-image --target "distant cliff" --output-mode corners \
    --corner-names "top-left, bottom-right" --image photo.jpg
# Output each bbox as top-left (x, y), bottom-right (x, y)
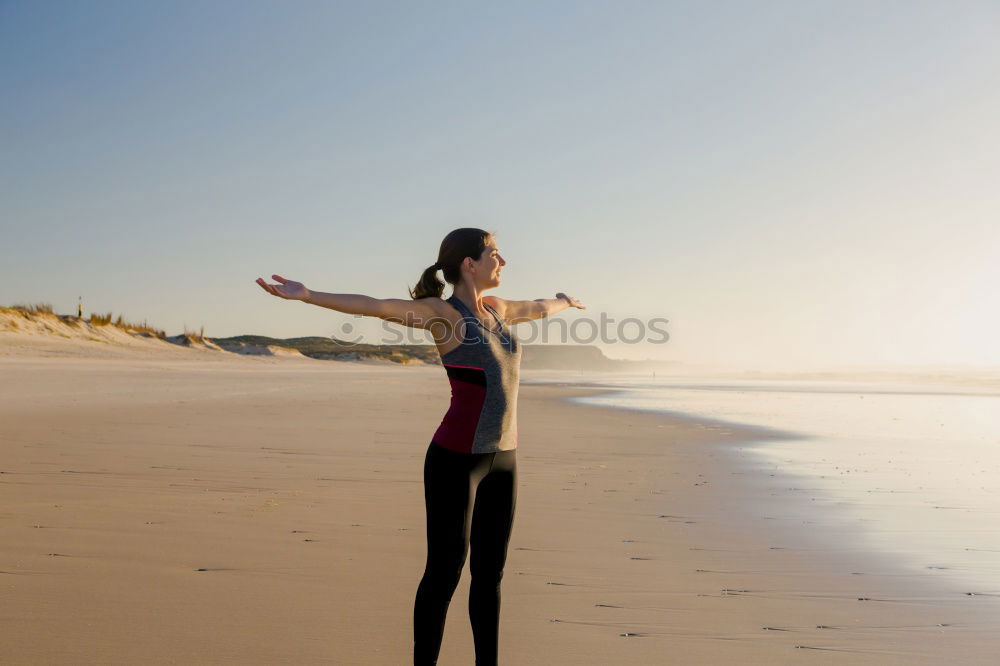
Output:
top-left (214, 336), bottom-right (439, 364)
top-left (213, 335), bottom-right (670, 372)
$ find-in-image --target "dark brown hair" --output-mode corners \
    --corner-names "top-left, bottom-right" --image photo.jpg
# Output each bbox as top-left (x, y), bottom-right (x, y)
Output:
top-left (409, 228), bottom-right (494, 299)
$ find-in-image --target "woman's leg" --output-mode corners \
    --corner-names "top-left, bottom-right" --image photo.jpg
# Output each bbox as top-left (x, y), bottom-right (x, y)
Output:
top-left (413, 442), bottom-right (491, 665)
top-left (468, 449), bottom-right (517, 666)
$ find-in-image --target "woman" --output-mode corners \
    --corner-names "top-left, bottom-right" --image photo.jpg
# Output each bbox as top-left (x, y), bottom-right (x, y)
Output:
top-left (255, 228), bottom-right (584, 665)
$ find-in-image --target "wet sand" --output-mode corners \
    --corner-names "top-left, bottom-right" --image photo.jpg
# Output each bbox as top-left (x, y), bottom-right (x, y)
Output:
top-left (1, 354), bottom-right (996, 664)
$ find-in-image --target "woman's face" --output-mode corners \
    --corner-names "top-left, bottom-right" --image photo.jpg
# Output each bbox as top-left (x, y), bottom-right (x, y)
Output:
top-left (471, 240), bottom-right (506, 289)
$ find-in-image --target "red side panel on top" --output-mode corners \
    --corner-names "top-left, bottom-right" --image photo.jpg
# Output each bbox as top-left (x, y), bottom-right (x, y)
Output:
top-left (432, 365), bottom-right (487, 454)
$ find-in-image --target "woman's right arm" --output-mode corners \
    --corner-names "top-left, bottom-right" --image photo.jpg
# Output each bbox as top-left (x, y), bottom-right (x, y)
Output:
top-left (256, 274), bottom-right (443, 330)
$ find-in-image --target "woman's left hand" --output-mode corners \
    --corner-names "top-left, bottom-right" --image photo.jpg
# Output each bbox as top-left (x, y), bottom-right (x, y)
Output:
top-left (556, 293), bottom-right (586, 309)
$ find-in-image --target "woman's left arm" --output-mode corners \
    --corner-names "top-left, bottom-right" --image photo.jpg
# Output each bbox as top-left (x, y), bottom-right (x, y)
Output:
top-left (485, 293), bottom-right (586, 324)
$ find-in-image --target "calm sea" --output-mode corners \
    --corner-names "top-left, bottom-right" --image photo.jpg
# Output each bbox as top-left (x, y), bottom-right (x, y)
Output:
top-left (524, 370), bottom-right (1000, 591)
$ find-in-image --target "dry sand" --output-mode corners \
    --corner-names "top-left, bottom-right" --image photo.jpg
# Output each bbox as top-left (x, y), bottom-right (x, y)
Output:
top-left (1, 347), bottom-right (996, 664)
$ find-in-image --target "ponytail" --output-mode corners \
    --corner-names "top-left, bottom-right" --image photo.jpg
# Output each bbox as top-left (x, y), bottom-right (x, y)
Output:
top-left (409, 263), bottom-right (445, 300)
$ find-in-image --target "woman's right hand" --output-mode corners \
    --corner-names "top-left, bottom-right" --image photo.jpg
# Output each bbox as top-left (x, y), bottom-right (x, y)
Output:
top-left (256, 274), bottom-right (310, 301)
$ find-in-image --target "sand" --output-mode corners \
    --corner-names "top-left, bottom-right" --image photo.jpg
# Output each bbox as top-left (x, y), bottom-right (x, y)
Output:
top-left (1, 349), bottom-right (996, 664)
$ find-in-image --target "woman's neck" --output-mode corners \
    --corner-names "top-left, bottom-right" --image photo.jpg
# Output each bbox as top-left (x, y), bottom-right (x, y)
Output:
top-left (452, 284), bottom-right (485, 313)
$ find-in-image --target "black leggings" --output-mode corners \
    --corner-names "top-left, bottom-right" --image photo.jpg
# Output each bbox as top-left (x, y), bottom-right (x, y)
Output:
top-left (413, 441), bottom-right (518, 666)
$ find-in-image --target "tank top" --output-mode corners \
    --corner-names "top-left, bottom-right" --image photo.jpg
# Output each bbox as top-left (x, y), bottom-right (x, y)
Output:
top-left (432, 295), bottom-right (522, 454)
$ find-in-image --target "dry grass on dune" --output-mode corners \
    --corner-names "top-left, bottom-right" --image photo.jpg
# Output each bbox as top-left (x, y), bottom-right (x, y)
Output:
top-left (10, 302), bottom-right (55, 315)
top-left (2, 303), bottom-right (166, 339)
top-left (90, 311), bottom-right (166, 338)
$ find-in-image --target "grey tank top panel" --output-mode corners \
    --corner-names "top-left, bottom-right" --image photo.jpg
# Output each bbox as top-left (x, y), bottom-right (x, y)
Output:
top-left (438, 295), bottom-right (522, 453)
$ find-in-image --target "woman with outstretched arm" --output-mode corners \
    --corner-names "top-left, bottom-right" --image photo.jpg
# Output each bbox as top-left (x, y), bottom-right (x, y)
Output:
top-left (256, 227), bottom-right (584, 665)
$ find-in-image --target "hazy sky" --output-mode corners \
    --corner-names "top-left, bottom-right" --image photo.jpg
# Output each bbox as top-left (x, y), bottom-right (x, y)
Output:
top-left (2, 1), bottom-right (998, 370)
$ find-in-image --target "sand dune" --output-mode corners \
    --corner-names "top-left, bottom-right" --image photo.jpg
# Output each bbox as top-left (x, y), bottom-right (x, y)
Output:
top-left (0, 308), bottom-right (321, 362)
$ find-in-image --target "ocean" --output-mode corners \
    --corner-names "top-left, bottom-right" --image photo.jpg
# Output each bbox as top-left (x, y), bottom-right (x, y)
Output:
top-left (524, 370), bottom-right (1000, 592)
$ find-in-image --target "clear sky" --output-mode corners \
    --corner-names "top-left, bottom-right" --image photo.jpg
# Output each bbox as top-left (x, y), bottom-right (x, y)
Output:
top-left (2, 1), bottom-right (998, 370)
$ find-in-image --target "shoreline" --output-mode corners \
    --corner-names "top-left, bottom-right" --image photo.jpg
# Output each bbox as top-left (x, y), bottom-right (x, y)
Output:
top-left (1, 356), bottom-right (996, 663)
top-left (541, 375), bottom-right (1000, 591)
top-left (521, 376), bottom-right (1000, 660)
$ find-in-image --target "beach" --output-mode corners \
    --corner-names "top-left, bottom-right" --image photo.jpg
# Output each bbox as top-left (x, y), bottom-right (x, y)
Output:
top-left (2, 349), bottom-right (996, 664)
top-left (7, 1), bottom-right (999, 662)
